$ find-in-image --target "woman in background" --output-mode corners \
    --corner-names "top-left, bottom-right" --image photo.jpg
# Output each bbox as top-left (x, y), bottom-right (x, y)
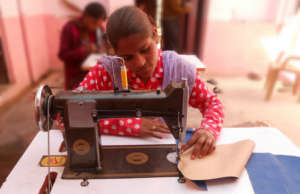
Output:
top-left (58, 2), bottom-right (107, 90)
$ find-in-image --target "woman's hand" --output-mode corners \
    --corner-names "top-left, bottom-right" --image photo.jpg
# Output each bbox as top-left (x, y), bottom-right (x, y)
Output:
top-left (181, 129), bottom-right (216, 159)
top-left (140, 117), bottom-right (170, 138)
top-left (83, 43), bottom-right (98, 54)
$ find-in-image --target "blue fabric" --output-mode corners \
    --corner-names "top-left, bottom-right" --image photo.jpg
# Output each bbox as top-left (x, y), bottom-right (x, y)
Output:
top-left (182, 128), bottom-right (194, 143)
top-left (192, 180), bottom-right (207, 190)
top-left (178, 128), bottom-right (207, 190)
top-left (246, 153), bottom-right (300, 194)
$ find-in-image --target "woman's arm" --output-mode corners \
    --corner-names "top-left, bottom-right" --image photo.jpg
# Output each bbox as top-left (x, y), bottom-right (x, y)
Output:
top-left (182, 71), bottom-right (224, 159)
top-left (189, 72), bottom-right (224, 137)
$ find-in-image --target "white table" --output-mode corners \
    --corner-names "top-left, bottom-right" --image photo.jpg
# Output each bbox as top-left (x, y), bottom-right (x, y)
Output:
top-left (180, 54), bottom-right (207, 72)
top-left (1, 127), bottom-right (299, 194)
top-left (81, 54), bottom-right (207, 72)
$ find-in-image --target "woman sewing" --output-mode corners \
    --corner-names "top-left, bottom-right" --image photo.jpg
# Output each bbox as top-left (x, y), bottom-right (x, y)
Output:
top-left (77, 6), bottom-right (224, 159)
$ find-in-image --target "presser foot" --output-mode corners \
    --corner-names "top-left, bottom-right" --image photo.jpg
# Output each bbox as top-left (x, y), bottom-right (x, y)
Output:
top-left (177, 168), bottom-right (185, 183)
top-left (80, 178), bottom-right (89, 187)
top-left (177, 175), bottom-right (186, 183)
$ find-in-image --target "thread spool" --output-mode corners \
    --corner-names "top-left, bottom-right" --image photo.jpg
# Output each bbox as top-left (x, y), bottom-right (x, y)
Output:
top-left (120, 65), bottom-right (128, 90)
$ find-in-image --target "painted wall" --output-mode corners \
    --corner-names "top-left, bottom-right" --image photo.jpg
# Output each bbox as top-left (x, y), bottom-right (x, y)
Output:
top-left (19, 0), bottom-right (51, 82)
top-left (0, 0), bottom-right (31, 85)
top-left (200, 0), bottom-right (298, 76)
top-left (0, 0), bottom-right (134, 86)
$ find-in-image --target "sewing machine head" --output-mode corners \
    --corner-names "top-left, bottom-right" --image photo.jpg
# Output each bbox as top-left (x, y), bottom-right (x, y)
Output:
top-left (34, 81), bottom-right (188, 180)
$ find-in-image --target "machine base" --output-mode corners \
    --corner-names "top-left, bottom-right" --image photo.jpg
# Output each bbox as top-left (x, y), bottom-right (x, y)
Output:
top-left (62, 144), bottom-right (178, 179)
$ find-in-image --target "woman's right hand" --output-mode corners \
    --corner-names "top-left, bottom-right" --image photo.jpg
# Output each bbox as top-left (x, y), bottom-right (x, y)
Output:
top-left (83, 43), bottom-right (98, 54)
top-left (140, 117), bottom-right (170, 138)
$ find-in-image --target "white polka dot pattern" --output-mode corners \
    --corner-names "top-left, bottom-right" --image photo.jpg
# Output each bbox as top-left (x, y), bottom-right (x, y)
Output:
top-left (189, 72), bottom-right (224, 138)
top-left (76, 52), bottom-right (224, 138)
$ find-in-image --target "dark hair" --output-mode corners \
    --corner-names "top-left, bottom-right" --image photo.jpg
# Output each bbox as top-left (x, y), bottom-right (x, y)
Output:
top-left (106, 6), bottom-right (155, 50)
top-left (84, 2), bottom-right (107, 19)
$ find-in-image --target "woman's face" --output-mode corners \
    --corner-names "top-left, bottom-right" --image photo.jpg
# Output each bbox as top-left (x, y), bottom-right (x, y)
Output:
top-left (115, 33), bottom-right (158, 82)
top-left (83, 15), bottom-right (105, 32)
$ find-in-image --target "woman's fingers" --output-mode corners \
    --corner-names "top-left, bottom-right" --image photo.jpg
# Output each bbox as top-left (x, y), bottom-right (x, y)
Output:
top-left (207, 143), bottom-right (216, 155)
top-left (150, 118), bottom-right (170, 133)
top-left (181, 132), bottom-right (200, 151)
top-left (153, 125), bottom-right (170, 133)
top-left (149, 131), bottom-right (163, 139)
top-left (181, 130), bottom-right (216, 159)
top-left (191, 136), bottom-right (206, 159)
top-left (198, 138), bottom-right (212, 157)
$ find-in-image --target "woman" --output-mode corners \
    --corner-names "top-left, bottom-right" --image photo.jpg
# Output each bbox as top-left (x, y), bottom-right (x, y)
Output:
top-left (78, 6), bottom-right (224, 159)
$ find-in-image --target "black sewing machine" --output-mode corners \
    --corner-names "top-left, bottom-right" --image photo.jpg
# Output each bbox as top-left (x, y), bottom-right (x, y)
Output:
top-left (34, 81), bottom-right (188, 182)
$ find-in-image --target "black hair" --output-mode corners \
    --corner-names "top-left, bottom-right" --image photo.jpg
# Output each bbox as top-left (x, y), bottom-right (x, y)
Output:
top-left (106, 6), bottom-right (155, 50)
top-left (84, 2), bottom-right (107, 19)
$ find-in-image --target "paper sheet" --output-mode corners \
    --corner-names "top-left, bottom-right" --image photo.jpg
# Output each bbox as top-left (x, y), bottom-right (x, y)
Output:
top-left (178, 139), bottom-right (255, 180)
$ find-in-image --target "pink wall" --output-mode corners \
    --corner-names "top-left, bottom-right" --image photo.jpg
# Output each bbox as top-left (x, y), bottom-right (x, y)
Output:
top-left (0, 17), bottom-right (31, 85)
top-left (202, 21), bottom-right (276, 76)
top-left (44, 15), bottom-right (66, 70)
top-left (21, 15), bottom-right (51, 81)
top-left (0, 0), bottom-right (135, 87)
top-left (0, 0), bottom-right (51, 84)
top-left (199, 0), bottom-right (298, 76)
top-left (0, 0), bottom-right (32, 86)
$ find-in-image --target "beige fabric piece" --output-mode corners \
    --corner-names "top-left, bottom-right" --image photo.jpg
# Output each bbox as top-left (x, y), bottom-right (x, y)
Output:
top-left (178, 139), bottom-right (255, 180)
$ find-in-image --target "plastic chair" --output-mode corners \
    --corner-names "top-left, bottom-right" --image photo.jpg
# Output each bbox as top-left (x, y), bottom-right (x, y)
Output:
top-left (264, 54), bottom-right (300, 100)
top-left (263, 10), bottom-right (300, 101)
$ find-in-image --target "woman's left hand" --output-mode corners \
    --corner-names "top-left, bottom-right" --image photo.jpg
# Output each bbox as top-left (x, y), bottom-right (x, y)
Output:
top-left (181, 129), bottom-right (216, 159)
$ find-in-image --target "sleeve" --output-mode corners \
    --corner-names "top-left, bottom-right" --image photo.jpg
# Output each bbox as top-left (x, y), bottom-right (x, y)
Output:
top-left (189, 72), bottom-right (224, 138)
top-left (78, 62), bottom-right (142, 137)
top-left (58, 24), bottom-right (88, 64)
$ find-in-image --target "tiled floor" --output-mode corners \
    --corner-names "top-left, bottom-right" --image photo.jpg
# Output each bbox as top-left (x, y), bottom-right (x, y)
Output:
top-left (0, 70), bottom-right (300, 187)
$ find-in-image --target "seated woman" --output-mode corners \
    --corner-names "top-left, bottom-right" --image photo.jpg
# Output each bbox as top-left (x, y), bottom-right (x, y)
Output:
top-left (77, 6), bottom-right (224, 159)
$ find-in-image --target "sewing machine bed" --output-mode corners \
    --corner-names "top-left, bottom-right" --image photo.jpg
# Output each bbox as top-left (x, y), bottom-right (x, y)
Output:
top-left (62, 144), bottom-right (178, 179)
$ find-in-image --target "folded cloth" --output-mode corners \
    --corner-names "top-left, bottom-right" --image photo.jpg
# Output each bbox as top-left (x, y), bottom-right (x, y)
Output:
top-left (246, 153), bottom-right (300, 194)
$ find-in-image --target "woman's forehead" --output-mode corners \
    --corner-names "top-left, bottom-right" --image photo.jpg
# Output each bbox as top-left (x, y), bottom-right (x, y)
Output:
top-left (116, 34), bottom-right (152, 55)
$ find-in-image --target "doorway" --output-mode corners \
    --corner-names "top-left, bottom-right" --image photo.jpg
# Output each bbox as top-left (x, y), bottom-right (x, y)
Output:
top-left (180, 0), bottom-right (207, 58)
top-left (0, 37), bottom-right (9, 84)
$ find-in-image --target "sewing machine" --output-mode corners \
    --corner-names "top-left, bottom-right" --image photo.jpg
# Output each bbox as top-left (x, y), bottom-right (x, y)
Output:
top-left (34, 81), bottom-right (188, 182)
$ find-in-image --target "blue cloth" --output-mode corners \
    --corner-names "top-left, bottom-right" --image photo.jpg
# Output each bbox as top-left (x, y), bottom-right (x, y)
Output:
top-left (246, 153), bottom-right (300, 194)
top-left (182, 128), bottom-right (194, 143)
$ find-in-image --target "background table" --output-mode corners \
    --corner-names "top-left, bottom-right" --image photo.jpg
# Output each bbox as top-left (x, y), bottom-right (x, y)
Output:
top-left (1, 127), bottom-right (299, 194)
